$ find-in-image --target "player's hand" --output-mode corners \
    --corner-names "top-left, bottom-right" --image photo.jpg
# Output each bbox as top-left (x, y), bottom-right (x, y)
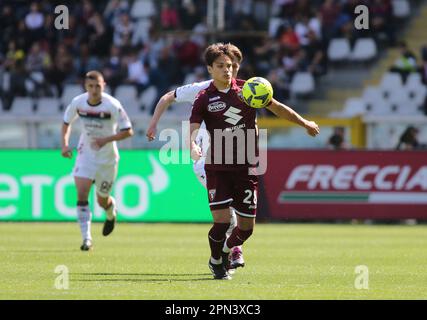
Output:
top-left (191, 144), bottom-right (202, 161)
top-left (61, 147), bottom-right (72, 158)
top-left (146, 124), bottom-right (157, 141)
top-left (305, 121), bottom-right (320, 137)
top-left (92, 137), bottom-right (108, 150)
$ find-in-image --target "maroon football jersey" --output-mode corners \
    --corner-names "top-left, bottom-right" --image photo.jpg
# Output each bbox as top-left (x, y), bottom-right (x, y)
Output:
top-left (190, 78), bottom-right (259, 171)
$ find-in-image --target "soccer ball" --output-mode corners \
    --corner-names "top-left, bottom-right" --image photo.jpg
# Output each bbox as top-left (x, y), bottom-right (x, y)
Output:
top-left (241, 77), bottom-right (273, 108)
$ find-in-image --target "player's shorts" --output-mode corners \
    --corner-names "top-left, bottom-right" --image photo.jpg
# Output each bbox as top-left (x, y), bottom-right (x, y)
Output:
top-left (193, 157), bottom-right (207, 188)
top-left (72, 160), bottom-right (118, 197)
top-left (205, 169), bottom-right (258, 218)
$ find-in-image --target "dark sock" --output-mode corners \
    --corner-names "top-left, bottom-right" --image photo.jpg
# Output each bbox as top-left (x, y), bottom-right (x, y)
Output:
top-left (226, 227), bottom-right (253, 249)
top-left (208, 223), bottom-right (230, 261)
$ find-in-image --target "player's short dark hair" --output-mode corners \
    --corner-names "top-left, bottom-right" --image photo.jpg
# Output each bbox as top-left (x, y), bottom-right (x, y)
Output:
top-left (85, 70), bottom-right (104, 81)
top-left (204, 43), bottom-right (242, 66)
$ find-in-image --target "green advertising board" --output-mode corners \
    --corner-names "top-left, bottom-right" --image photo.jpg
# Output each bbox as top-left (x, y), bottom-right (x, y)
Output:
top-left (0, 150), bottom-right (211, 222)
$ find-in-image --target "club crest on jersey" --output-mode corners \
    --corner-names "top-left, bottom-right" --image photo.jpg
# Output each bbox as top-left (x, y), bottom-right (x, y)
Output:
top-left (208, 189), bottom-right (216, 201)
top-left (208, 101), bottom-right (226, 112)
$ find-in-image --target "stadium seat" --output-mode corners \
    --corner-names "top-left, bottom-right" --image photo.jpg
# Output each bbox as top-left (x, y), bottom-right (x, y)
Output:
top-left (394, 100), bottom-right (422, 115)
top-left (350, 38), bottom-right (377, 62)
top-left (380, 72), bottom-right (404, 96)
top-left (405, 73), bottom-right (427, 106)
top-left (327, 38), bottom-right (351, 62)
top-left (392, 0), bottom-right (411, 18)
top-left (362, 86), bottom-right (385, 108)
top-left (342, 98), bottom-right (368, 116)
top-left (367, 100), bottom-right (392, 115)
top-left (115, 85), bottom-right (141, 115)
top-left (130, 0), bottom-right (156, 19)
top-left (289, 72), bottom-right (315, 96)
top-left (139, 86), bottom-right (158, 114)
top-left (9, 97), bottom-right (34, 116)
top-left (61, 84), bottom-right (84, 108)
top-left (35, 98), bottom-right (61, 116)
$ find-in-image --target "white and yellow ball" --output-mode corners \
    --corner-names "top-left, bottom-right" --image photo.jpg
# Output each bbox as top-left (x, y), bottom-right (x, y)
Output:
top-left (241, 77), bottom-right (273, 108)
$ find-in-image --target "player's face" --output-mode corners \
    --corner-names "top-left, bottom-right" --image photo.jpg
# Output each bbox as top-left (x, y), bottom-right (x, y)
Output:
top-left (208, 54), bottom-right (233, 86)
top-left (85, 78), bottom-right (105, 101)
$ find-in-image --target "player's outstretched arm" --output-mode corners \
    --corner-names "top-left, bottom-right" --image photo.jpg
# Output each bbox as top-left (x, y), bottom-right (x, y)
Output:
top-left (146, 90), bottom-right (176, 141)
top-left (92, 128), bottom-right (134, 150)
top-left (267, 98), bottom-right (320, 137)
top-left (61, 123), bottom-right (73, 158)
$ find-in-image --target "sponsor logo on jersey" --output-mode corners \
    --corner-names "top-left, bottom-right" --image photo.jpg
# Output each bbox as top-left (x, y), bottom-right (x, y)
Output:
top-left (224, 107), bottom-right (243, 125)
top-left (78, 109), bottom-right (111, 119)
top-left (209, 96), bottom-right (221, 102)
top-left (208, 101), bottom-right (227, 112)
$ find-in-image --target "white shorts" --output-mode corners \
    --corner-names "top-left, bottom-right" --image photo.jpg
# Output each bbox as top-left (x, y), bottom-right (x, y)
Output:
top-left (193, 157), bottom-right (207, 188)
top-left (72, 161), bottom-right (118, 197)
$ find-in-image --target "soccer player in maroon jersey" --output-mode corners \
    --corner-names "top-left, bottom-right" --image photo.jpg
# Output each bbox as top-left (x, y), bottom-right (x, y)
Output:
top-left (190, 43), bottom-right (320, 280)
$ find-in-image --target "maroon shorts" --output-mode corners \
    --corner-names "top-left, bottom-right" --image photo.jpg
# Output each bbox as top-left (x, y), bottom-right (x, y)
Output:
top-left (205, 169), bottom-right (258, 218)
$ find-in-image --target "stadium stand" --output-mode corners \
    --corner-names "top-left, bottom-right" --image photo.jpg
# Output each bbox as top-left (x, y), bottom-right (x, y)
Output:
top-left (0, 0), bottom-right (426, 148)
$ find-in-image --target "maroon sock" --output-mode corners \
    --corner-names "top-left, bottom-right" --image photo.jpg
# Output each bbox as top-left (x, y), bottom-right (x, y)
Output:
top-left (226, 227), bottom-right (253, 249)
top-left (208, 223), bottom-right (230, 260)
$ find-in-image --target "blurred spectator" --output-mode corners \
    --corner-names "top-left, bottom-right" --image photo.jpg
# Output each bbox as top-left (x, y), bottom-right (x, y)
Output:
top-left (179, 0), bottom-right (200, 30)
top-left (370, 0), bottom-right (395, 45)
top-left (320, 0), bottom-right (341, 41)
top-left (125, 50), bottom-right (150, 93)
top-left (102, 46), bottom-right (127, 93)
top-left (113, 12), bottom-right (134, 47)
top-left (25, 2), bottom-right (45, 41)
top-left (75, 43), bottom-right (101, 80)
top-left (86, 12), bottom-right (111, 57)
top-left (419, 45), bottom-right (427, 85)
top-left (46, 44), bottom-right (74, 96)
top-left (278, 23), bottom-right (300, 52)
top-left (395, 126), bottom-right (426, 150)
top-left (328, 126), bottom-right (349, 150)
top-left (104, 0), bottom-right (129, 27)
top-left (390, 41), bottom-right (418, 83)
top-left (160, 1), bottom-right (180, 30)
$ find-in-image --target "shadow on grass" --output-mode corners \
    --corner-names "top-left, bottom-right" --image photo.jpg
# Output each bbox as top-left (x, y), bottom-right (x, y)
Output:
top-left (71, 272), bottom-right (214, 282)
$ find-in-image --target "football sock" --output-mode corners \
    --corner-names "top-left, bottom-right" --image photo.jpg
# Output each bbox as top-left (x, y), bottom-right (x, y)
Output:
top-left (105, 197), bottom-right (116, 221)
top-left (77, 201), bottom-right (92, 241)
top-left (225, 227), bottom-right (253, 250)
top-left (226, 209), bottom-right (237, 238)
top-left (208, 222), bottom-right (230, 260)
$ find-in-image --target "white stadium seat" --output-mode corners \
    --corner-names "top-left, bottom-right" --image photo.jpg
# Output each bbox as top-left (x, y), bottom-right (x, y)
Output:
top-left (350, 38), bottom-right (377, 61)
top-left (367, 100), bottom-right (391, 115)
top-left (380, 72), bottom-right (404, 95)
top-left (342, 98), bottom-right (367, 116)
top-left (290, 72), bottom-right (315, 95)
top-left (61, 84), bottom-right (84, 107)
top-left (139, 86), bottom-right (158, 113)
top-left (35, 98), bottom-right (61, 116)
top-left (405, 73), bottom-right (427, 106)
top-left (327, 38), bottom-right (351, 62)
top-left (362, 86), bottom-right (385, 106)
top-left (9, 97), bottom-right (34, 116)
top-left (395, 101), bottom-right (422, 115)
top-left (115, 85), bottom-right (141, 115)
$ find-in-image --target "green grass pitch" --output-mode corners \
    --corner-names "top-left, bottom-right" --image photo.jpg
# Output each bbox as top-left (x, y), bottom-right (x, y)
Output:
top-left (0, 222), bottom-right (426, 299)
